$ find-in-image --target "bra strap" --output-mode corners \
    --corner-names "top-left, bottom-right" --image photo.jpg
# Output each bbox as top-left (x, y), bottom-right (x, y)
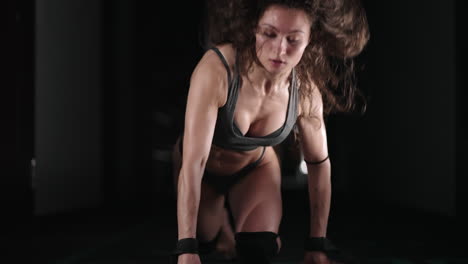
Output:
top-left (210, 47), bottom-right (232, 85)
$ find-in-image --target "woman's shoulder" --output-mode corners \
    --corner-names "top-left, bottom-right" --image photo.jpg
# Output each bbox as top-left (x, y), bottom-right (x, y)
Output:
top-left (188, 44), bottom-right (234, 108)
top-left (191, 43), bottom-right (236, 88)
top-left (214, 43), bottom-right (236, 68)
top-left (296, 80), bottom-right (323, 119)
top-left (196, 43), bottom-right (235, 75)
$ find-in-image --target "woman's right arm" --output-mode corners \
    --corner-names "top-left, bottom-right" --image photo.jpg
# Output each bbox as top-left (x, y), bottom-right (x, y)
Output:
top-left (176, 50), bottom-right (228, 262)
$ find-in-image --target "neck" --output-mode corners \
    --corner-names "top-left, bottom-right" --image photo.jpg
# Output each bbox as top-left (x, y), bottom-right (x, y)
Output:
top-left (246, 63), bottom-right (293, 95)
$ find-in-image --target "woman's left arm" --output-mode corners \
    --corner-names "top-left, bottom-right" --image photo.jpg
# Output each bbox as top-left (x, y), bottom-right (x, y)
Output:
top-left (297, 88), bottom-right (334, 263)
top-left (297, 87), bottom-right (331, 238)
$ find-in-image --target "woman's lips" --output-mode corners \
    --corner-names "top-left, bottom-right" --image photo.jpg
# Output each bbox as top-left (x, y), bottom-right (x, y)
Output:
top-left (270, 59), bottom-right (285, 66)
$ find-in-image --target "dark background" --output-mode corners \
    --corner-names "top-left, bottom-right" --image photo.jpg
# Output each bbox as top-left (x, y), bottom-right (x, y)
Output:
top-left (3, 0), bottom-right (467, 263)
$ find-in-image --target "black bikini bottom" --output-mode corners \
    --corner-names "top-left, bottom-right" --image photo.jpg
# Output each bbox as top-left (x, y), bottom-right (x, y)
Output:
top-left (178, 138), bottom-right (266, 195)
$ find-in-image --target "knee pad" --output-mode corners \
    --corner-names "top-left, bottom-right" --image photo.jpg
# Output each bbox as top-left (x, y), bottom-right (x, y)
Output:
top-left (235, 231), bottom-right (279, 264)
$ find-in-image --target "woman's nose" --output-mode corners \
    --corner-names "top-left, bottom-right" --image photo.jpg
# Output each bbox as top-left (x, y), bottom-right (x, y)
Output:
top-left (274, 38), bottom-right (287, 57)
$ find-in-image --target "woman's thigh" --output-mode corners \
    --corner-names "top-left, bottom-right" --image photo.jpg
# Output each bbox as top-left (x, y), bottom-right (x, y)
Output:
top-left (172, 137), bottom-right (226, 242)
top-left (227, 146), bottom-right (283, 234)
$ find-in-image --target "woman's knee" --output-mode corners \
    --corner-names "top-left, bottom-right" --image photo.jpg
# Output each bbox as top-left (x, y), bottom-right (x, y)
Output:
top-left (196, 185), bottom-right (227, 241)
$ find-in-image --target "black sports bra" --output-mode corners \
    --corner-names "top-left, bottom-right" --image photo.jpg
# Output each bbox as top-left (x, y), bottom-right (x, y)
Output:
top-left (210, 47), bottom-right (298, 151)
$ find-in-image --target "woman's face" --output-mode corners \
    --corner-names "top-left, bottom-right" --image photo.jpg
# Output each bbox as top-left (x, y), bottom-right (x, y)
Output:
top-left (255, 5), bottom-right (311, 74)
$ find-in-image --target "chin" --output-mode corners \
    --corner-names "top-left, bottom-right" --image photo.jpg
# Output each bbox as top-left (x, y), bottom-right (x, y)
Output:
top-left (268, 65), bottom-right (289, 75)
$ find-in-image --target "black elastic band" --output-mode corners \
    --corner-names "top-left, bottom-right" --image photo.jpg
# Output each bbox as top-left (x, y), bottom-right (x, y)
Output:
top-left (172, 238), bottom-right (199, 256)
top-left (304, 155), bottom-right (329, 165)
top-left (304, 237), bottom-right (350, 262)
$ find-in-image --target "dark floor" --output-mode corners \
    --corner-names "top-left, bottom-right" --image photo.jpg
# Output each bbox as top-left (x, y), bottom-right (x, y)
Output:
top-left (32, 188), bottom-right (467, 264)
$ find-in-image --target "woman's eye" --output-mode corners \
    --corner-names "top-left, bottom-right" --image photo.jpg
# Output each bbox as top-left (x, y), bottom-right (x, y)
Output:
top-left (264, 32), bottom-right (276, 38)
top-left (288, 38), bottom-right (299, 44)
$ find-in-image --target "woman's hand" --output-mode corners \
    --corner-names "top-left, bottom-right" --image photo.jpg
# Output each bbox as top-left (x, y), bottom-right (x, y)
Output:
top-left (303, 251), bottom-right (340, 264)
top-left (177, 253), bottom-right (201, 264)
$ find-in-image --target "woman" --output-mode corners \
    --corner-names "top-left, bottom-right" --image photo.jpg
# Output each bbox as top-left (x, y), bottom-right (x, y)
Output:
top-left (171, 0), bottom-right (369, 263)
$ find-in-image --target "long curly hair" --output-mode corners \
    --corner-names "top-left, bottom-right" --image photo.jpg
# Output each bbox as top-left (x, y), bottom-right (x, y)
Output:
top-left (201, 0), bottom-right (370, 145)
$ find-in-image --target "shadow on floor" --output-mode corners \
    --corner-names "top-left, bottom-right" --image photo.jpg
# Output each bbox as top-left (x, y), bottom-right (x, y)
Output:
top-left (33, 188), bottom-right (467, 264)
